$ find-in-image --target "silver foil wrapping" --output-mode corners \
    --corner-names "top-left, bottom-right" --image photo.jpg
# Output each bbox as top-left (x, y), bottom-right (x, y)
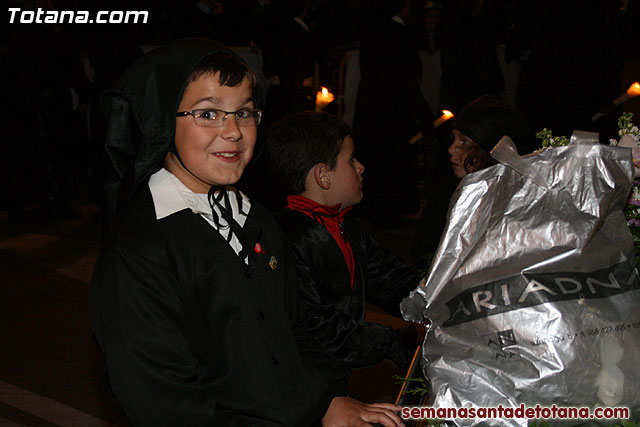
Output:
top-left (401, 134), bottom-right (640, 425)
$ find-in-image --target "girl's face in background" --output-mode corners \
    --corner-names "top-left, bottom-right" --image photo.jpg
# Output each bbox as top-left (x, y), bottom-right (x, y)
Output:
top-left (448, 129), bottom-right (477, 178)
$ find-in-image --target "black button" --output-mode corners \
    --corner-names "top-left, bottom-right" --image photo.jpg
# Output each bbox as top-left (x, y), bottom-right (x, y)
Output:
top-left (271, 356), bottom-right (278, 365)
top-left (259, 311), bottom-right (265, 320)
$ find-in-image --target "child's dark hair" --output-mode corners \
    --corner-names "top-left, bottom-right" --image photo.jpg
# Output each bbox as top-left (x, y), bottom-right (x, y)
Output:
top-left (268, 111), bottom-right (352, 195)
top-left (189, 51), bottom-right (257, 88)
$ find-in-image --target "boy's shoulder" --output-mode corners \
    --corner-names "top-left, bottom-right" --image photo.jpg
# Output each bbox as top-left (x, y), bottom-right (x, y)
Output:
top-left (103, 183), bottom-right (205, 255)
top-left (100, 187), bottom-right (167, 257)
top-left (106, 186), bottom-right (278, 253)
top-left (276, 208), bottom-right (368, 242)
top-left (275, 208), bottom-right (320, 234)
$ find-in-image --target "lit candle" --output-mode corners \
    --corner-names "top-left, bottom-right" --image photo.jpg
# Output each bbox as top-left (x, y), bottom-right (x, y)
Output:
top-left (627, 82), bottom-right (640, 96)
top-left (433, 110), bottom-right (454, 127)
top-left (409, 110), bottom-right (455, 144)
top-left (315, 87), bottom-right (335, 111)
top-left (613, 82), bottom-right (640, 106)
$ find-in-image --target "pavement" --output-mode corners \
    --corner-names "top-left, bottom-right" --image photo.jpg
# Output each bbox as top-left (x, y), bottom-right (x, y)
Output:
top-left (0, 189), bottom-right (419, 426)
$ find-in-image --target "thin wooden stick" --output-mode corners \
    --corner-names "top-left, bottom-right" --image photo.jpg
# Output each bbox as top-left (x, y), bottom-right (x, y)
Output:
top-left (394, 345), bottom-right (422, 406)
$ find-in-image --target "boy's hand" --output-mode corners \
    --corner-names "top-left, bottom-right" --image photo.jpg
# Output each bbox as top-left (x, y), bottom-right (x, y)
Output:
top-left (322, 396), bottom-right (405, 427)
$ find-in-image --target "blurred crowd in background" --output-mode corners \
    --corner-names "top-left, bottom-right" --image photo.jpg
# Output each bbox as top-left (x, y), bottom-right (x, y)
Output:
top-left (1, 0), bottom-right (638, 230)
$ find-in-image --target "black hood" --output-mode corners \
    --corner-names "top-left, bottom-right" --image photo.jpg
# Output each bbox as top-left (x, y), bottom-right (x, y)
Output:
top-left (454, 95), bottom-right (535, 155)
top-left (101, 38), bottom-right (263, 219)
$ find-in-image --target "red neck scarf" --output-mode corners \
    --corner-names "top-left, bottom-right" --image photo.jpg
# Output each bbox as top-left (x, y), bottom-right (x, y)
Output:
top-left (286, 195), bottom-right (355, 290)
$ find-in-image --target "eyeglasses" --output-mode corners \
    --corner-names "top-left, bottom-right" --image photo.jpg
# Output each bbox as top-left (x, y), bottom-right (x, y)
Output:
top-left (176, 108), bottom-right (262, 127)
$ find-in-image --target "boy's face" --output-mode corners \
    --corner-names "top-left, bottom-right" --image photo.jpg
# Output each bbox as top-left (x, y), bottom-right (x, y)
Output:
top-left (325, 136), bottom-right (365, 209)
top-left (172, 72), bottom-right (257, 192)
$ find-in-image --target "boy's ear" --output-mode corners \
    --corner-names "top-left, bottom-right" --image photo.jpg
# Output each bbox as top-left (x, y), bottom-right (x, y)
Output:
top-left (313, 163), bottom-right (331, 190)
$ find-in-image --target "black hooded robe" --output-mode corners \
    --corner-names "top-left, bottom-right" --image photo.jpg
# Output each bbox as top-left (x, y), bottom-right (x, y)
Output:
top-left (90, 39), bottom-right (338, 426)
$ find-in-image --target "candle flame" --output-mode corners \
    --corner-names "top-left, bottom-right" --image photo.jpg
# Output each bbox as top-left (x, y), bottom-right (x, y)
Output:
top-left (433, 110), bottom-right (455, 127)
top-left (627, 82), bottom-right (640, 97)
top-left (315, 87), bottom-right (335, 111)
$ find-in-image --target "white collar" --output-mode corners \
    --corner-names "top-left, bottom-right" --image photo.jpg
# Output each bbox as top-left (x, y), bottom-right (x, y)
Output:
top-left (148, 168), bottom-right (189, 220)
top-left (148, 168), bottom-right (252, 261)
top-left (293, 16), bottom-right (311, 33)
top-left (148, 168), bottom-right (250, 221)
top-left (391, 15), bottom-right (405, 25)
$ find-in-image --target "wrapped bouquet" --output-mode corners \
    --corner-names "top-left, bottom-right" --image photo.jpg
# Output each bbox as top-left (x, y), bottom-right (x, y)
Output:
top-left (402, 125), bottom-right (640, 426)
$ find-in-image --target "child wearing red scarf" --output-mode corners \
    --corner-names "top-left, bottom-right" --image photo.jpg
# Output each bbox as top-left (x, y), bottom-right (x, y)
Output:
top-left (268, 111), bottom-right (421, 384)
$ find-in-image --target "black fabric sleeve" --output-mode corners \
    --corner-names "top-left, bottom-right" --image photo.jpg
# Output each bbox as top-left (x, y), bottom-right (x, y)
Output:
top-left (360, 229), bottom-right (422, 318)
top-left (290, 240), bottom-right (397, 370)
top-left (282, 243), bottom-right (350, 397)
top-left (92, 246), bottom-right (244, 427)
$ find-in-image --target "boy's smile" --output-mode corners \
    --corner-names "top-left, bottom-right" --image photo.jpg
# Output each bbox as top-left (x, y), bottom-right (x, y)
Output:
top-left (169, 72), bottom-right (257, 193)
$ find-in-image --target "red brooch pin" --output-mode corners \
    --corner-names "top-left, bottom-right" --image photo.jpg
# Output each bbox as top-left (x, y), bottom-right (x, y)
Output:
top-left (254, 242), bottom-right (276, 269)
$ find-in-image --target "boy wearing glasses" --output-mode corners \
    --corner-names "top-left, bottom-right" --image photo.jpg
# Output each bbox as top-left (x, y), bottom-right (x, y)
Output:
top-left (91, 40), bottom-right (403, 426)
top-left (268, 111), bottom-right (422, 387)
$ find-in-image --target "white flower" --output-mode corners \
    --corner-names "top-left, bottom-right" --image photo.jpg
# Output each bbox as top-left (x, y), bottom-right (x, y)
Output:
top-left (610, 138), bottom-right (619, 145)
top-left (618, 134), bottom-right (640, 177)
